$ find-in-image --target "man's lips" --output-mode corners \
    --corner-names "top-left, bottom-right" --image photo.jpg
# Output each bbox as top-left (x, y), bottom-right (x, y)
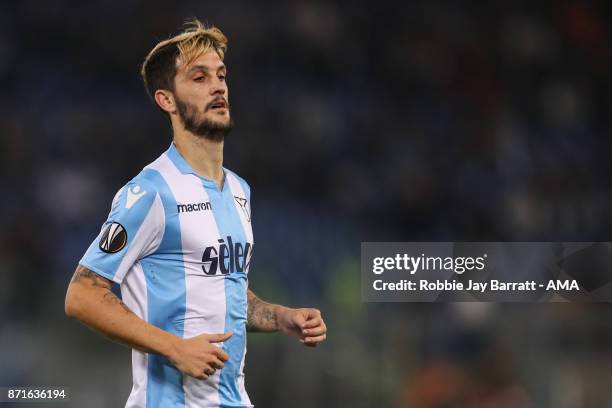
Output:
top-left (207, 99), bottom-right (228, 110)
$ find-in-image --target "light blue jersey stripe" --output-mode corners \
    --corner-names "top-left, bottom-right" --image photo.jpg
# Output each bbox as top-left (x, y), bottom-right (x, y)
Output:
top-left (203, 177), bottom-right (249, 407)
top-left (139, 169), bottom-right (187, 408)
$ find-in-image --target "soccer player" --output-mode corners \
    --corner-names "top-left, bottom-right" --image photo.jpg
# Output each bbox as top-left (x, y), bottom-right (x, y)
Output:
top-left (64, 20), bottom-right (327, 408)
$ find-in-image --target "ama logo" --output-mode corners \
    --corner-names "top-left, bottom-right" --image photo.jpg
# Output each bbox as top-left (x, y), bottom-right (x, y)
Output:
top-left (202, 236), bottom-right (253, 276)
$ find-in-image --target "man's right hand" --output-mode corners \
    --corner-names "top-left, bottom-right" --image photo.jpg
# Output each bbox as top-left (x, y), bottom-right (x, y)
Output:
top-left (65, 265), bottom-right (233, 381)
top-left (168, 332), bottom-right (232, 379)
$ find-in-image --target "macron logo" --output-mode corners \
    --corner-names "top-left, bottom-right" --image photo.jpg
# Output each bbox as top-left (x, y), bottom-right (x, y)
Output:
top-left (177, 202), bottom-right (212, 213)
top-left (126, 185), bottom-right (146, 209)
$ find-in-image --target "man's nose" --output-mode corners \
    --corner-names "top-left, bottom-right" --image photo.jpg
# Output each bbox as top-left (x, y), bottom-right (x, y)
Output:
top-left (210, 77), bottom-right (227, 95)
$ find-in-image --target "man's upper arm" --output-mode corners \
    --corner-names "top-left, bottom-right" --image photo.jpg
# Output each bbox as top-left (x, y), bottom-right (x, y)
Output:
top-left (70, 264), bottom-right (113, 289)
top-left (65, 264), bottom-right (113, 317)
top-left (79, 177), bottom-right (164, 284)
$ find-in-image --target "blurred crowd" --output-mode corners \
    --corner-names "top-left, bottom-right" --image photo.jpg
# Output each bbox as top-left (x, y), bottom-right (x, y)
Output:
top-left (2, 0), bottom-right (612, 407)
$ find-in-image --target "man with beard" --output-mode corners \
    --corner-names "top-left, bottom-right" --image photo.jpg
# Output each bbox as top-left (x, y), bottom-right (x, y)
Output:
top-left (65, 20), bottom-right (327, 408)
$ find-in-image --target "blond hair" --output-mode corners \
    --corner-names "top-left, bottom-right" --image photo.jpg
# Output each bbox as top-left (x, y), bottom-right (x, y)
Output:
top-left (140, 19), bottom-right (228, 104)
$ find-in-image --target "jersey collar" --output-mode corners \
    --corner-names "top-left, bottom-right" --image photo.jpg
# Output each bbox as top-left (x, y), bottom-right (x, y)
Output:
top-left (166, 142), bottom-right (195, 175)
top-left (166, 143), bottom-right (228, 189)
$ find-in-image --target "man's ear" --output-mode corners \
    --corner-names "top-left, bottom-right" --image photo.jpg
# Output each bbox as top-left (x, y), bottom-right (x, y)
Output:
top-left (154, 90), bottom-right (176, 113)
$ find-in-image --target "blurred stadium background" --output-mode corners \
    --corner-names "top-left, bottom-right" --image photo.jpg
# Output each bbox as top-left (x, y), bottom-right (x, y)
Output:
top-left (2, 0), bottom-right (612, 406)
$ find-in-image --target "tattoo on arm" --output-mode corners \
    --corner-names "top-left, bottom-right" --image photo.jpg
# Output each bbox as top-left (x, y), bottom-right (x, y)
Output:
top-left (71, 265), bottom-right (133, 315)
top-left (70, 265), bottom-right (112, 289)
top-left (102, 291), bottom-right (133, 314)
top-left (246, 289), bottom-right (279, 332)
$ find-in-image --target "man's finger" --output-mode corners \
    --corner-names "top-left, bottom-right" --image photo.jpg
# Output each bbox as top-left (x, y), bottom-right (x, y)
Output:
top-left (301, 316), bottom-right (323, 330)
top-left (206, 332), bottom-right (233, 343)
top-left (302, 324), bottom-right (326, 336)
top-left (300, 334), bottom-right (326, 344)
top-left (210, 357), bottom-right (225, 369)
top-left (214, 347), bottom-right (230, 362)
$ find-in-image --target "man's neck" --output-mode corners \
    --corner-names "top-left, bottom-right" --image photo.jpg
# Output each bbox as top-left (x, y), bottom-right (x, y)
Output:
top-left (173, 128), bottom-right (225, 189)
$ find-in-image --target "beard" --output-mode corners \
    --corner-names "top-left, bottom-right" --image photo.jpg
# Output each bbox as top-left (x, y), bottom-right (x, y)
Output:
top-left (175, 95), bottom-right (234, 141)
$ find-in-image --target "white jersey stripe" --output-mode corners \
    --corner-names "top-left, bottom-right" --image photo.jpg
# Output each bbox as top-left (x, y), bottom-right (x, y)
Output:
top-left (122, 262), bottom-right (149, 408)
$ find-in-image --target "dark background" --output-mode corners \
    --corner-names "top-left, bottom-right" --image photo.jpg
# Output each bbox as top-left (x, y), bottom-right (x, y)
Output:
top-left (2, 0), bottom-right (612, 406)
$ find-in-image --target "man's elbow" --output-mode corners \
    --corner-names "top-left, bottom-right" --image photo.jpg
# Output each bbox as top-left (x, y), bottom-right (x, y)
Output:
top-left (65, 284), bottom-right (85, 319)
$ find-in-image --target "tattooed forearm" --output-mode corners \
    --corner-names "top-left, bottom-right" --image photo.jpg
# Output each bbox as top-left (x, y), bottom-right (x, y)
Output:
top-left (103, 291), bottom-right (134, 315)
top-left (246, 289), bottom-right (279, 332)
top-left (70, 265), bottom-right (112, 289)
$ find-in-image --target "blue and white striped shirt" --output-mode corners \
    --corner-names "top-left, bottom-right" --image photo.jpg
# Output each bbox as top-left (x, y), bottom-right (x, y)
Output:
top-left (80, 143), bottom-right (254, 408)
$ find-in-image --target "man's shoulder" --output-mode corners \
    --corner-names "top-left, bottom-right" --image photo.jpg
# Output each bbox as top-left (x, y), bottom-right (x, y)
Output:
top-left (116, 151), bottom-right (171, 199)
top-left (225, 168), bottom-right (249, 187)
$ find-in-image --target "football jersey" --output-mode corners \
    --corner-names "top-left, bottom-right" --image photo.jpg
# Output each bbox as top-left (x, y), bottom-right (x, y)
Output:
top-left (80, 143), bottom-right (254, 408)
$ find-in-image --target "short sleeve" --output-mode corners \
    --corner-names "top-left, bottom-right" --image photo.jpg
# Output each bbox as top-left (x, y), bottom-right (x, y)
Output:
top-left (79, 178), bottom-right (164, 284)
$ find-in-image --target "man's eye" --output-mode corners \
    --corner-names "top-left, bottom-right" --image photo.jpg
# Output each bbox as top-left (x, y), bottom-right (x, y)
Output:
top-left (194, 77), bottom-right (205, 82)
top-left (218, 75), bottom-right (226, 81)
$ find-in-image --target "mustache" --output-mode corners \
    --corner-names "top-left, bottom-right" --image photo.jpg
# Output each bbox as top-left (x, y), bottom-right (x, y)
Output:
top-left (205, 97), bottom-right (230, 111)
